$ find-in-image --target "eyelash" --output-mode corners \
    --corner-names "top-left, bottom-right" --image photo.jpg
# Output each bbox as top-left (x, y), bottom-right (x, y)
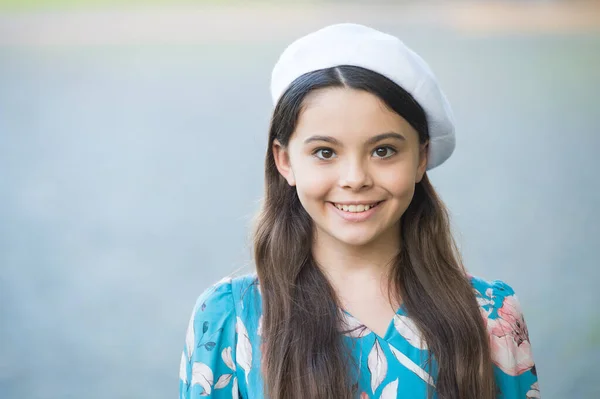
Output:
top-left (312, 146), bottom-right (397, 160)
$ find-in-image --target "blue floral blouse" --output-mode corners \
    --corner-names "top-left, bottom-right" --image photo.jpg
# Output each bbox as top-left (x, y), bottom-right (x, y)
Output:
top-left (179, 273), bottom-right (540, 398)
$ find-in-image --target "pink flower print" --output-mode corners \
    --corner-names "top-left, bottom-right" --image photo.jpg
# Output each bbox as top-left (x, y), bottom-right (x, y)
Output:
top-left (487, 295), bottom-right (535, 376)
top-left (360, 392), bottom-right (370, 399)
top-left (497, 293), bottom-right (522, 324)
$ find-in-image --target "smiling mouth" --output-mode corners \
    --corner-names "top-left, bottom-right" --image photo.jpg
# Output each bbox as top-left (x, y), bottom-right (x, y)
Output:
top-left (332, 201), bottom-right (382, 213)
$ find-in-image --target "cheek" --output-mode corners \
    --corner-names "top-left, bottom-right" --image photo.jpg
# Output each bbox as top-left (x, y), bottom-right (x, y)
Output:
top-left (293, 162), bottom-right (334, 201)
top-left (378, 167), bottom-right (417, 196)
top-left (296, 179), bottom-right (331, 202)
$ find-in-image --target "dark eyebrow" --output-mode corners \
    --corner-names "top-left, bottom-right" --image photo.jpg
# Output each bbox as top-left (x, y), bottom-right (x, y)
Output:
top-left (303, 132), bottom-right (405, 146)
top-left (303, 135), bottom-right (341, 145)
top-left (366, 132), bottom-right (405, 145)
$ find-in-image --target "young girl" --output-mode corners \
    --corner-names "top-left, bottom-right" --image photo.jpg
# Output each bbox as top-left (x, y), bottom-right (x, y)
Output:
top-left (178, 23), bottom-right (540, 399)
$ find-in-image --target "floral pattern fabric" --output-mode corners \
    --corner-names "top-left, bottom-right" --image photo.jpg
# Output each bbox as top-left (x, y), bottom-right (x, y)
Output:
top-left (179, 274), bottom-right (539, 398)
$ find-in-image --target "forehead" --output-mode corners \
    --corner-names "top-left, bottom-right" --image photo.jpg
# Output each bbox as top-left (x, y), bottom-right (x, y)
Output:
top-left (292, 87), bottom-right (417, 143)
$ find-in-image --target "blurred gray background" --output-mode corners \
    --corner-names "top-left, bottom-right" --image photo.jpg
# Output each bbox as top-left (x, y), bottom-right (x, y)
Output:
top-left (1, 1), bottom-right (599, 398)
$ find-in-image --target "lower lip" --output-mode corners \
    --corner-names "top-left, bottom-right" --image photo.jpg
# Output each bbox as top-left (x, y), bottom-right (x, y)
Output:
top-left (328, 202), bottom-right (382, 222)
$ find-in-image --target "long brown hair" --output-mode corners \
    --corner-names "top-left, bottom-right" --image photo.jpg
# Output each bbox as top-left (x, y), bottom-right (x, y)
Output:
top-left (253, 66), bottom-right (496, 399)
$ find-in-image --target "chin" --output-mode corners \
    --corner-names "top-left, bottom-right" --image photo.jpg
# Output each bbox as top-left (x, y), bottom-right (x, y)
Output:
top-left (331, 231), bottom-right (379, 248)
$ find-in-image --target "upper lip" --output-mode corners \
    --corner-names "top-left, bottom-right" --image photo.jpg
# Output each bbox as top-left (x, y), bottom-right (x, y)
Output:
top-left (329, 200), bottom-right (383, 205)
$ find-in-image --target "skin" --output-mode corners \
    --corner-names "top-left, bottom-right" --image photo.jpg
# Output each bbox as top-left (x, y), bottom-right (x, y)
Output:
top-left (273, 87), bottom-right (429, 335)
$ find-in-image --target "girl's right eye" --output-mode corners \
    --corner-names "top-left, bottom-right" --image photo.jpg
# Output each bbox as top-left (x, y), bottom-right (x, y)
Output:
top-left (313, 148), bottom-right (336, 160)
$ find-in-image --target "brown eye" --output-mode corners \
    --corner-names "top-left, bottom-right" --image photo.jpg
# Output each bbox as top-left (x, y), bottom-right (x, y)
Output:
top-left (373, 146), bottom-right (396, 159)
top-left (315, 148), bottom-right (336, 160)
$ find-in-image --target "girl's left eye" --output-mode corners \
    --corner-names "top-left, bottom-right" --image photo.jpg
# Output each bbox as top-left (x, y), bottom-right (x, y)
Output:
top-left (373, 146), bottom-right (396, 158)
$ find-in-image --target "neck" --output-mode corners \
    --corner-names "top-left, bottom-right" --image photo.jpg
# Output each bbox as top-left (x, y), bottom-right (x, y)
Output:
top-left (312, 224), bottom-right (401, 284)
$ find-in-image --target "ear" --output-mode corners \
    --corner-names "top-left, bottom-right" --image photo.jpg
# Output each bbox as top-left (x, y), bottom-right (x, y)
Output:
top-left (273, 139), bottom-right (296, 186)
top-left (415, 140), bottom-right (429, 183)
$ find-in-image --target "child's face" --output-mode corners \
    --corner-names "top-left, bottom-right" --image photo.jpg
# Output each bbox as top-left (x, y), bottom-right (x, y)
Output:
top-left (274, 87), bottom-right (428, 248)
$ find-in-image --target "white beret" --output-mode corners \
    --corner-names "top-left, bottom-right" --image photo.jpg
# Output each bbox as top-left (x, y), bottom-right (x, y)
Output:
top-left (270, 23), bottom-right (456, 170)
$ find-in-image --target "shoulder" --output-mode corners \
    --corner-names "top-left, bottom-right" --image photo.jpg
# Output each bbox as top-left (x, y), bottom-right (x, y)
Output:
top-left (191, 272), bottom-right (261, 320)
top-left (469, 275), bottom-right (516, 300)
top-left (230, 272), bottom-right (262, 326)
top-left (191, 272), bottom-right (259, 310)
top-left (230, 272), bottom-right (260, 298)
top-left (468, 275), bottom-right (526, 329)
top-left (191, 276), bottom-right (235, 315)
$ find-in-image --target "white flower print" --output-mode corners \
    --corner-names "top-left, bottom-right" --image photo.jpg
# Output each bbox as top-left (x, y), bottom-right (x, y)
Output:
top-left (526, 382), bottom-right (541, 398)
top-left (367, 339), bottom-right (388, 393)
top-left (215, 374), bottom-right (233, 389)
top-left (185, 312), bottom-right (196, 361)
top-left (222, 347), bottom-right (236, 371)
top-left (476, 287), bottom-right (495, 308)
top-left (380, 378), bottom-right (398, 399)
top-left (232, 375), bottom-right (239, 399)
top-left (393, 314), bottom-right (427, 350)
top-left (179, 351), bottom-right (188, 384)
top-left (257, 315), bottom-right (263, 336)
top-left (236, 317), bottom-right (253, 383)
top-left (389, 345), bottom-right (434, 386)
top-left (191, 362), bottom-right (213, 395)
top-left (214, 347), bottom-right (239, 395)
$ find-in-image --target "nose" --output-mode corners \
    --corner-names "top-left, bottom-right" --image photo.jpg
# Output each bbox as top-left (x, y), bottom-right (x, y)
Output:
top-left (338, 157), bottom-right (373, 190)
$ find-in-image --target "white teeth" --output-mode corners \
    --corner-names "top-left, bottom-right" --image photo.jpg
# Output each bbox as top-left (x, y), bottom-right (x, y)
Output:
top-left (333, 203), bottom-right (377, 213)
